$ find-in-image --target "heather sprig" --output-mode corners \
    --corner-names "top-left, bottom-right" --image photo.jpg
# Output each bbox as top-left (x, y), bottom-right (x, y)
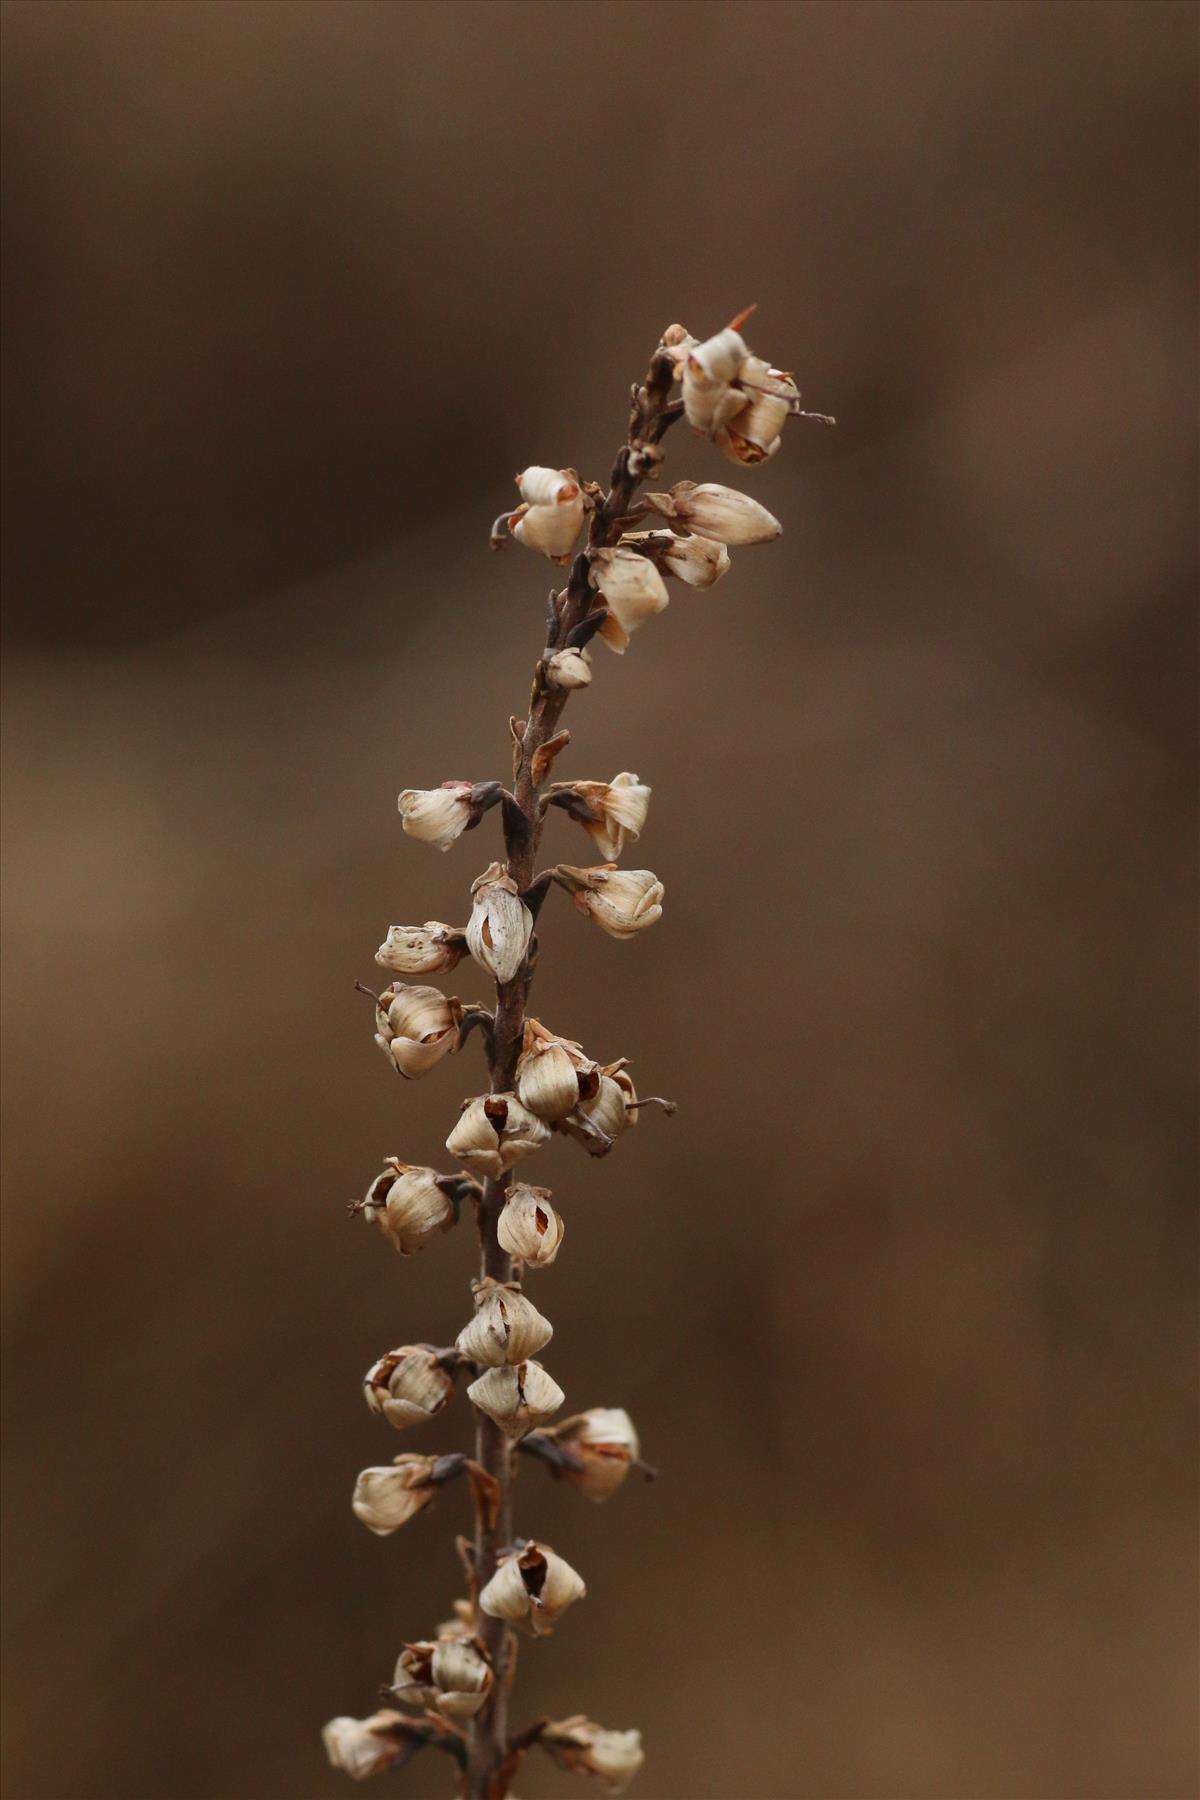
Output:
top-left (324, 313), bottom-right (830, 1797)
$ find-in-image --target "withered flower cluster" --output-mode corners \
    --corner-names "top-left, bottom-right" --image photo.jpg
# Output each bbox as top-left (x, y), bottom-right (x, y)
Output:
top-left (323, 312), bottom-right (827, 1797)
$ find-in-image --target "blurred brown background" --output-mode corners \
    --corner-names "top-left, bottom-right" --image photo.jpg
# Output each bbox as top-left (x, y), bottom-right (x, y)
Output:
top-left (2, 3), bottom-right (1196, 1797)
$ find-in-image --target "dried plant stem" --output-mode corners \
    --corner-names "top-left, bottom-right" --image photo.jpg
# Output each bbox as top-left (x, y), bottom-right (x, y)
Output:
top-left (325, 313), bottom-right (821, 1799)
top-left (466, 355), bottom-right (680, 1798)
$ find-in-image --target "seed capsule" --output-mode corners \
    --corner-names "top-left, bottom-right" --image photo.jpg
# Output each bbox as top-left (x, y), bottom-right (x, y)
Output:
top-left (541, 1717), bottom-right (646, 1795)
top-left (515, 1019), bottom-right (597, 1122)
top-left (373, 983), bottom-right (462, 1079)
top-left (555, 864), bottom-right (664, 939)
top-left (642, 479), bottom-right (781, 545)
top-left (375, 922), bottom-right (466, 977)
top-left (587, 546), bottom-right (669, 654)
top-left (455, 1277), bottom-right (553, 1367)
top-left (510, 466), bottom-right (586, 563)
top-left (429, 1638), bottom-right (493, 1718)
top-left (466, 863), bottom-right (534, 985)
top-left (681, 322), bottom-right (752, 435)
top-left (389, 1641), bottom-right (441, 1710)
top-left (359, 1161), bottom-right (455, 1256)
top-left (561, 1059), bottom-right (637, 1155)
top-left (496, 1183), bottom-right (565, 1267)
top-left (445, 1095), bottom-right (550, 1181)
top-left (545, 1407), bottom-right (640, 1501)
top-left (478, 1540), bottom-right (586, 1636)
top-left (351, 1455), bottom-right (439, 1535)
top-left (363, 1345), bottom-right (454, 1430)
top-left (548, 772), bottom-right (651, 863)
top-left (622, 529), bottom-right (731, 589)
top-left (714, 355), bottom-right (798, 465)
top-left (397, 782), bottom-right (475, 851)
top-left (543, 645), bottom-right (593, 690)
top-left (467, 1359), bottom-right (565, 1437)
top-left (321, 1711), bottom-right (412, 1780)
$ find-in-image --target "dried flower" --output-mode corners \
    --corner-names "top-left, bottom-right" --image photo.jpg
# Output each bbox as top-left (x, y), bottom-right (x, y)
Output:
top-left (657, 321), bottom-right (698, 372)
top-left (496, 1183), bottom-right (565, 1267)
top-left (466, 862), bottom-right (533, 985)
top-left (621, 529), bottom-right (731, 589)
top-left (515, 1019), bottom-right (598, 1122)
top-left (643, 479), bottom-right (781, 545)
top-left (360, 1160), bottom-right (455, 1256)
top-left (478, 1541), bottom-right (586, 1636)
top-left (397, 781), bottom-right (475, 851)
top-left (375, 922), bottom-right (467, 977)
top-left (555, 865), bottom-right (664, 938)
top-left (468, 1359), bottom-right (565, 1437)
top-left (547, 772), bottom-right (651, 862)
top-left (445, 1094), bottom-right (550, 1181)
top-left (561, 1061), bottom-right (638, 1156)
top-left (510, 466), bottom-right (586, 563)
top-left (363, 1346), bottom-right (454, 1430)
top-left (321, 1711), bottom-right (412, 1780)
top-left (351, 1455), bottom-right (439, 1535)
top-left (713, 356), bottom-right (799, 466)
top-left (332, 315), bottom-right (823, 1792)
top-left (389, 1634), bottom-right (494, 1720)
top-left (543, 645), bottom-right (593, 690)
top-left (389, 1641), bottom-right (441, 1710)
top-left (541, 1716), bottom-right (646, 1794)
top-left (543, 1408), bottom-right (640, 1501)
top-left (681, 320), bottom-right (753, 435)
top-left (456, 1277), bottom-right (553, 1366)
top-left (587, 546), bottom-right (669, 654)
top-left (373, 983), bottom-right (462, 1079)
top-left (430, 1637), bottom-right (493, 1718)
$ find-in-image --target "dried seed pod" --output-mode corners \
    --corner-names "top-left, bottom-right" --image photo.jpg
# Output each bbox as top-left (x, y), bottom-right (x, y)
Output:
top-left (545, 1407), bottom-right (640, 1501)
top-left (561, 1059), bottom-right (638, 1156)
top-left (642, 479), bottom-right (781, 546)
top-left (389, 1640), bottom-right (441, 1710)
top-left (510, 466), bottom-right (586, 563)
top-left (351, 1455), bottom-right (439, 1535)
top-left (515, 1019), bottom-right (597, 1122)
top-left (496, 1183), bottom-right (565, 1268)
top-left (430, 1637), bottom-right (493, 1718)
top-left (543, 645), bottom-right (593, 690)
top-left (587, 546), bottom-right (669, 654)
top-left (555, 864), bottom-right (664, 939)
top-left (467, 1359), bottom-right (564, 1437)
top-left (373, 983), bottom-right (462, 1079)
top-left (375, 922), bottom-right (467, 977)
top-left (363, 1345), bottom-right (454, 1430)
top-left (714, 355), bottom-right (798, 465)
top-left (622, 529), bottom-right (731, 589)
top-left (541, 1716), bottom-right (646, 1795)
top-left (478, 1540), bottom-right (586, 1636)
top-left (548, 773), bottom-right (651, 863)
top-left (681, 321), bottom-right (752, 435)
top-left (360, 1161), bottom-right (455, 1255)
top-left (455, 1277), bottom-right (553, 1367)
top-left (397, 782), bottom-right (475, 851)
top-left (445, 1094), bottom-right (550, 1181)
top-left (466, 863), bottom-right (534, 985)
top-left (321, 1711), bottom-right (412, 1780)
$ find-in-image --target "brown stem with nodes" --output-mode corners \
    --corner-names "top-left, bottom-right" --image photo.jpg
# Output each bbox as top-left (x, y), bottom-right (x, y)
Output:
top-left (464, 348), bottom-right (682, 1800)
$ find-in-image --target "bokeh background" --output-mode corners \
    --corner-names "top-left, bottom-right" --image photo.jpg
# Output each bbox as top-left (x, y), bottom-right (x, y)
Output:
top-left (2, 3), bottom-right (1196, 1797)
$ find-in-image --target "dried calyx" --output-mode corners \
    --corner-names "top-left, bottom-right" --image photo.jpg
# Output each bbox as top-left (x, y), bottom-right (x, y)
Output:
top-left (327, 311), bottom-right (824, 1797)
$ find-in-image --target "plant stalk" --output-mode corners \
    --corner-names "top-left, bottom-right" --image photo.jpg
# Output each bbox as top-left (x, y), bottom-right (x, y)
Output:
top-left (464, 351), bottom-right (679, 1799)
